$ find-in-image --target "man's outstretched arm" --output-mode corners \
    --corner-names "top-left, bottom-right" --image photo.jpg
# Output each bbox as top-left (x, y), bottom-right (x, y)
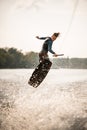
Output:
top-left (36, 36), bottom-right (49, 40)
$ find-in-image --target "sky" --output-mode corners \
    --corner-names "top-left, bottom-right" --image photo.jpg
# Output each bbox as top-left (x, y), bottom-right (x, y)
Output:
top-left (0, 0), bottom-right (87, 58)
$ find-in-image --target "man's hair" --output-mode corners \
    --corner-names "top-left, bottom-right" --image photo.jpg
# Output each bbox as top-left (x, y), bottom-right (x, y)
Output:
top-left (53, 32), bottom-right (60, 37)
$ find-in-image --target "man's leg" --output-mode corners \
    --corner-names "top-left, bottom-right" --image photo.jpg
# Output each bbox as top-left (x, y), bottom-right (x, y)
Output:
top-left (39, 53), bottom-right (50, 63)
top-left (39, 53), bottom-right (52, 69)
top-left (39, 53), bottom-right (45, 63)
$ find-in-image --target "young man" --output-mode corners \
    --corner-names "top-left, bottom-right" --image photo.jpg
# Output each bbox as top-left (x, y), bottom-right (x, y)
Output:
top-left (36, 32), bottom-right (60, 63)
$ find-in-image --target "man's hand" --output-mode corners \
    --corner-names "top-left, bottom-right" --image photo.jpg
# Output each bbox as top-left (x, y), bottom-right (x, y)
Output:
top-left (36, 36), bottom-right (40, 39)
top-left (53, 54), bottom-right (58, 57)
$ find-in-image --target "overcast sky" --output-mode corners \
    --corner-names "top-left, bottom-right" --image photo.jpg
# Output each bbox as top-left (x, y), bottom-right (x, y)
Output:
top-left (0, 0), bottom-right (87, 58)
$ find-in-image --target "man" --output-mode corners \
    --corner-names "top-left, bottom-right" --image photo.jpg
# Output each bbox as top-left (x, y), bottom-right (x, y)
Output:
top-left (36, 32), bottom-right (60, 63)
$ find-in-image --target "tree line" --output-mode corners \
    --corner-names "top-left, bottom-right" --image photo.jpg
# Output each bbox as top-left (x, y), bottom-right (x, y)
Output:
top-left (0, 47), bottom-right (87, 69)
top-left (0, 47), bottom-right (39, 68)
top-left (52, 57), bottom-right (87, 69)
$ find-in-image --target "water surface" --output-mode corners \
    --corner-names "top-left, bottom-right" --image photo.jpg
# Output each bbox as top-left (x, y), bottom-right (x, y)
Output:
top-left (0, 69), bottom-right (87, 130)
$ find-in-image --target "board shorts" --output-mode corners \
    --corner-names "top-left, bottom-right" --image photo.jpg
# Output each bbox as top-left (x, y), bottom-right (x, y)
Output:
top-left (39, 52), bottom-right (50, 63)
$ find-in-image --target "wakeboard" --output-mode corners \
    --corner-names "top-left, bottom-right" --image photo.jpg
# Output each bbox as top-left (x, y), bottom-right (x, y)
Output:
top-left (28, 59), bottom-right (52, 88)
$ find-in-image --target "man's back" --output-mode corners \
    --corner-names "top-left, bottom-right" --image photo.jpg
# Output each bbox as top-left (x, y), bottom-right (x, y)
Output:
top-left (41, 37), bottom-right (52, 54)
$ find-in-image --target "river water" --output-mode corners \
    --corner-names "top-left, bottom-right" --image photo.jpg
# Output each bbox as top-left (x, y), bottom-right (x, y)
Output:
top-left (0, 69), bottom-right (87, 130)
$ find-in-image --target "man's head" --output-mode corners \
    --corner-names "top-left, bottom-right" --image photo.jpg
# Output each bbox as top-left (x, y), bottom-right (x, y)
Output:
top-left (51, 32), bottom-right (60, 41)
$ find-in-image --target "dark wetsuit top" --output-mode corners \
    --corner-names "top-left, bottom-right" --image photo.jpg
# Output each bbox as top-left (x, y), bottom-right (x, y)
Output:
top-left (39, 37), bottom-right (55, 54)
